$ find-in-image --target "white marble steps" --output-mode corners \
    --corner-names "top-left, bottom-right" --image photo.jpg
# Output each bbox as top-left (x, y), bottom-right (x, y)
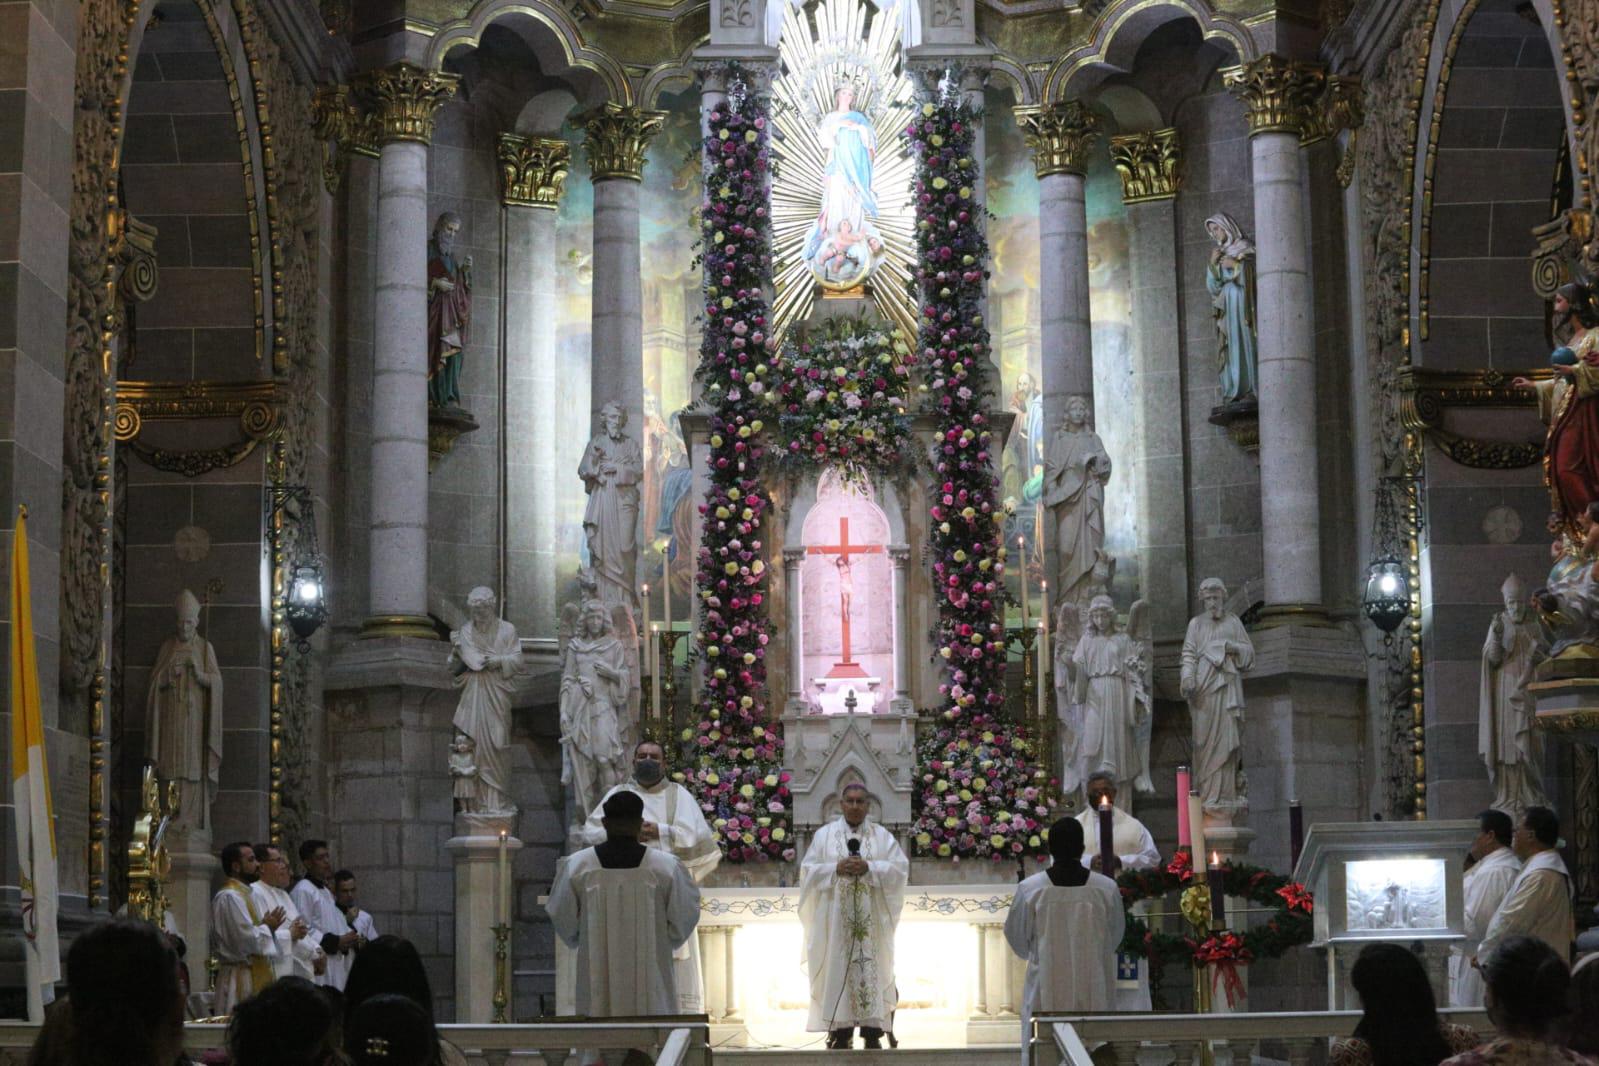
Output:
top-left (715, 1048), bottom-right (1020, 1066)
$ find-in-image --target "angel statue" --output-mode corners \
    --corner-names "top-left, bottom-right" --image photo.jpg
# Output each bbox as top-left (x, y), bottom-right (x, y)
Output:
top-left (1125, 600), bottom-right (1155, 795)
top-left (1069, 595), bottom-right (1153, 803)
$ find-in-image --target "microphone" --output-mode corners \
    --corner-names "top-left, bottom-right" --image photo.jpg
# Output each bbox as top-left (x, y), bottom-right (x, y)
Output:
top-left (847, 838), bottom-right (860, 856)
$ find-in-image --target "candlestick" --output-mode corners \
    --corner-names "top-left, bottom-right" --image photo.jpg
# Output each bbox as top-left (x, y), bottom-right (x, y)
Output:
top-left (1098, 795), bottom-right (1115, 875)
top-left (1041, 578), bottom-right (1050, 634)
top-left (1289, 801), bottom-right (1305, 872)
top-left (651, 623), bottom-right (663, 724)
top-left (1176, 766), bottom-right (1192, 851)
top-left (497, 830), bottom-right (510, 927)
top-left (1017, 535), bottom-right (1029, 631)
top-left (640, 584), bottom-right (653, 675)
top-left (1036, 621), bottom-right (1048, 725)
top-left (663, 550), bottom-right (674, 658)
top-left (1207, 850), bottom-right (1226, 930)
top-left (1188, 791), bottom-right (1207, 870)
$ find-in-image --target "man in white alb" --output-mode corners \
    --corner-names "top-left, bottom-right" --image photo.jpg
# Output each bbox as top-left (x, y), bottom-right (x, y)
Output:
top-left (582, 739), bottom-right (721, 1012)
top-left (1450, 809), bottom-right (1521, 1007)
top-left (211, 841), bottom-right (282, 1015)
top-left (798, 783), bottom-right (909, 1050)
top-left (333, 869), bottom-right (380, 946)
top-left (250, 842), bottom-right (324, 981)
top-left (1006, 818), bottom-right (1125, 1065)
top-left (292, 838), bottom-right (361, 989)
top-left (548, 790), bottom-right (702, 1017)
top-left (1478, 805), bottom-right (1574, 965)
top-left (1075, 772), bottom-right (1158, 1009)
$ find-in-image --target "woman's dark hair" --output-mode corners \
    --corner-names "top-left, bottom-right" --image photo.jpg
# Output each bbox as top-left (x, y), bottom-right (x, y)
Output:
top-left (61, 919), bottom-right (184, 1066)
top-left (1567, 956), bottom-right (1599, 1054)
top-left (1558, 282), bottom-right (1599, 329)
top-left (227, 977), bottom-right (340, 1066)
top-left (346, 994), bottom-right (437, 1066)
top-left (1483, 935), bottom-right (1572, 1035)
top-left (343, 936), bottom-right (442, 1064)
top-left (1349, 942), bottom-right (1454, 1066)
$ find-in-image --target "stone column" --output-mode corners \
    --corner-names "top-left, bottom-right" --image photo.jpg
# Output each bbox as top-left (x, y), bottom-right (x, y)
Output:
top-left (498, 134), bottom-right (570, 643)
top-left (1225, 57), bottom-right (1327, 612)
top-left (579, 103), bottom-right (666, 619)
top-left (1109, 129), bottom-right (1190, 636)
top-left (889, 547), bottom-right (912, 713)
top-left (354, 63), bottom-right (459, 638)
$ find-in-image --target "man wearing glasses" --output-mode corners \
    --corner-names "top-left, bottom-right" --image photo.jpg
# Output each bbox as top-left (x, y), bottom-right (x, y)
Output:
top-left (1477, 806), bottom-right (1574, 967)
top-left (251, 842), bottom-right (324, 981)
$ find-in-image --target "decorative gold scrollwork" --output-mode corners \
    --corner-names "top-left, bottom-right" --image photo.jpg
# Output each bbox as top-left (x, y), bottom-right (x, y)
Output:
top-left (115, 380), bottom-right (285, 476)
top-left (1398, 366), bottom-right (1547, 470)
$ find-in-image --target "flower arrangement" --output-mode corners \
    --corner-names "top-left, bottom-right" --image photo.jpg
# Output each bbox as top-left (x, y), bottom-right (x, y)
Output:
top-left (687, 75), bottom-right (791, 862)
top-left (904, 91), bottom-right (1051, 860)
top-left (775, 315), bottom-right (916, 485)
top-left (1115, 859), bottom-right (1315, 966)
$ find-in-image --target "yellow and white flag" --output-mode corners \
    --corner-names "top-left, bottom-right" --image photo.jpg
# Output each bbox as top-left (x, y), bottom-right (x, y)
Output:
top-left (11, 507), bottom-right (59, 1009)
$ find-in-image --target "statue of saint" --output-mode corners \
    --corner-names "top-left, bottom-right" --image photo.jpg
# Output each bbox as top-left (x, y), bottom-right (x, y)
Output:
top-left (1043, 395), bottom-right (1112, 608)
top-left (1180, 578), bottom-right (1254, 820)
top-left (449, 587), bottom-right (520, 815)
top-left (1514, 282), bottom-right (1599, 535)
top-left (145, 589), bottom-right (223, 835)
top-left (559, 602), bottom-right (629, 825)
top-left (1071, 595), bottom-right (1144, 800)
top-left (427, 211), bottom-right (473, 409)
top-left (579, 401), bottom-right (645, 610)
top-left (1204, 214), bottom-right (1257, 404)
top-left (1480, 573), bottom-right (1548, 814)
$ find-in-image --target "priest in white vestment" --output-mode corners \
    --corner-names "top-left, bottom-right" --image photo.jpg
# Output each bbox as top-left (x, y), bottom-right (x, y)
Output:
top-left (1006, 818), bottom-right (1126, 1065)
top-left (1450, 810), bottom-right (1522, 1007)
top-left (549, 790), bottom-right (702, 1017)
top-left (1479, 806), bottom-right (1574, 965)
top-left (799, 783), bottom-right (910, 1049)
top-left (1075, 773), bottom-right (1158, 1010)
top-left (582, 739), bottom-right (721, 1012)
top-left (211, 842), bottom-right (282, 1015)
top-left (250, 842), bottom-right (323, 981)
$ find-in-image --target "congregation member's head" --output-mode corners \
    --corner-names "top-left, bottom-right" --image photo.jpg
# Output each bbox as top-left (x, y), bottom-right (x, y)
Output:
top-left (345, 993), bottom-right (437, 1066)
top-left (344, 937), bottom-right (445, 1064)
top-left (255, 842), bottom-right (292, 890)
top-left (1514, 807), bottom-right (1560, 861)
top-left (220, 840), bottom-right (260, 883)
top-left (1047, 817), bottom-right (1085, 867)
top-left (1084, 772), bottom-right (1118, 811)
top-left (633, 740), bottom-right (666, 786)
top-left (228, 977), bottom-right (341, 1066)
top-left (334, 869), bottom-right (360, 912)
top-left (55, 920), bottom-right (184, 1066)
top-left (300, 838), bottom-right (333, 882)
top-left (1472, 809), bottom-right (1514, 860)
top-left (840, 783), bottom-right (870, 828)
top-left (1566, 954), bottom-right (1599, 1055)
top-left (1348, 943), bottom-right (1454, 1066)
top-left (601, 789), bottom-right (646, 841)
top-left (1481, 935), bottom-right (1572, 1041)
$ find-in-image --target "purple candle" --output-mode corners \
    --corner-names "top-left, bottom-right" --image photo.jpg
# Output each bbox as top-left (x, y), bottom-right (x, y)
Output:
top-left (1207, 852), bottom-right (1227, 930)
top-left (1097, 796), bottom-right (1115, 875)
top-left (1289, 802), bottom-right (1305, 871)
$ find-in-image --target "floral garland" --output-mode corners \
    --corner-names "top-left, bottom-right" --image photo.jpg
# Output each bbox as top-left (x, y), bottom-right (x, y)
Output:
top-left (775, 315), bottom-right (917, 485)
top-left (904, 94), bottom-right (1051, 860)
top-left (1115, 854), bottom-right (1315, 965)
top-left (681, 82), bottom-right (792, 862)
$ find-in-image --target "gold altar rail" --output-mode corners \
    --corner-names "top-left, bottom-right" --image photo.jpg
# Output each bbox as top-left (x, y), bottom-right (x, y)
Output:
top-left (1033, 1008), bottom-right (1492, 1066)
top-left (0, 1019), bottom-right (710, 1066)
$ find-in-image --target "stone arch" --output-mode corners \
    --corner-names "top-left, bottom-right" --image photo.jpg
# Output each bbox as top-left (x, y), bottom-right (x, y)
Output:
top-left (427, 0), bottom-right (630, 108)
top-left (783, 472), bottom-right (911, 548)
top-left (1041, 0), bottom-right (1254, 103)
top-left (641, 45), bottom-right (704, 110)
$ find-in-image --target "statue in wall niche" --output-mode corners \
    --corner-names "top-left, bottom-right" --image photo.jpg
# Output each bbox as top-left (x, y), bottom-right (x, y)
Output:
top-left (145, 589), bottom-right (223, 836)
top-left (1204, 214), bottom-right (1257, 405)
top-left (427, 211), bottom-right (473, 409)
top-left (1069, 594), bottom-right (1150, 802)
top-left (1180, 577), bottom-right (1255, 823)
top-left (559, 601), bottom-right (630, 827)
top-left (1480, 573), bottom-right (1549, 815)
top-left (1513, 282), bottom-right (1599, 536)
top-left (449, 587), bottom-right (520, 815)
top-left (1535, 506), bottom-right (1599, 658)
top-left (580, 400), bottom-right (645, 613)
top-left (1043, 394), bottom-right (1112, 609)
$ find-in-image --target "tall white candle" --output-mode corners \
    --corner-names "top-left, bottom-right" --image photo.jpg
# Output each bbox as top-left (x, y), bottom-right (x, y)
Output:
top-left (1036, 621), bottom-right (1048, 724)
top-left (663, 551), bottom-right (674, 665)
top-left (497, 829), bottom-right (509, 926)
top-left (1017, 535), bottom-right (1029, 631)
top-left (651, 622), bottom-right (663, 721)
top-left (1188, 792), bottom-right (1207, 870)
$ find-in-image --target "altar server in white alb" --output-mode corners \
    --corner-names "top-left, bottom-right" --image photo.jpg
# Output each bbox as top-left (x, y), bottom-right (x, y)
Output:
top-left (798, 783), bottom-right (910, 1050)
top-left (549, 789), bottom-right (702, 1016)
top-left (1075, 772), bottom-right (1158, 1009)
top-left (1449, 809), bottom-right (1522, 1007)
top-left (582, 739), bottom-right (721, 1011)
top-left (250, 842), bottom-right (323, 981)
top-left (1478, 805), bottom-right (1574, 965)
top-left (211, 842), bottom-right (281, 1015)
top-left (1006, 818), bottom-right (1125, 1064)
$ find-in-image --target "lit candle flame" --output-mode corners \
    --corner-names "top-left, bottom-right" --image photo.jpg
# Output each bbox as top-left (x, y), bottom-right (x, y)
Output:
top-left (1211, 850), bottom-right (1220, 867)
top-left (1099, 795), bottom-right (1111, 810)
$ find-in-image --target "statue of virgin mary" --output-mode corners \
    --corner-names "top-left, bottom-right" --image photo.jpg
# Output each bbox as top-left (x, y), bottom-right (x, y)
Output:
top-left (804, 83), bottom-right (884, 287)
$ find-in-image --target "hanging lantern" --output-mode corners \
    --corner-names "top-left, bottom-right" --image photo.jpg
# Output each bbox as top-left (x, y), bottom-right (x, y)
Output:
top-left (1362, 556), bottom-right (1410, 633)
top-left (287, 560), bottom-right (328, 644)
top-left (268, 485), bottom-right (328, 653)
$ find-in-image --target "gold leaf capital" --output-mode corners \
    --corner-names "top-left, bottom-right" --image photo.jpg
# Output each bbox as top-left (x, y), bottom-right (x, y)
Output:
top-left (1013, 100), bottom-right (1100, 178)
top-left (352, 63), bottom-right (460, 147)
top-left (1223, 55), bottom-right (1327, 138)
top-left (497, 134), bottom-right (571, 208)
top-left (580, 103), bottom-right (667, 182)
top-left (1108, 128), bottom-right (1181, 203)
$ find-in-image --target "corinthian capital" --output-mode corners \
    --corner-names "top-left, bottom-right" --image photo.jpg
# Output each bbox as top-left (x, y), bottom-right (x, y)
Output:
top-left (1108, 128), bottom-right (1181, 203)
top-left (580, 103), bottom-right (668, 182)
top-left (1223, 55), bottom-right (1327, 137)
top-left (497, 134), bottom-right (571, 208)
top-left (353, 63), bottom-right (460, 146)
top-left (1013, 101), bottom-right (1100, 178)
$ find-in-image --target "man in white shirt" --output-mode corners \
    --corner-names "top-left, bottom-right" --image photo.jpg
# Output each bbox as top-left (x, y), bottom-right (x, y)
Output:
top-left (250, 842), bottom-right (323, 981)
top-left (798, 783), bottom-right (910, 1050)
top-left (333, 869), bottom-right (379, 945)
top-left (582, 740), bottom-right (721, 1011)
top-left (211, 841), bottom-right (283, 1015)
top-left (548, 790), bottom-right (702, 1017)
top-left (1075, 772), bottom-right (1158, 1009)
top-left (1450, 809), bottom-right (1522, 1006)
top-left (1479, 805), bottom-right (1574, 965)
top-left (291, 838), bottom-right (361, 988)
top-left (1006, 818), bottom-right (1125, 1066)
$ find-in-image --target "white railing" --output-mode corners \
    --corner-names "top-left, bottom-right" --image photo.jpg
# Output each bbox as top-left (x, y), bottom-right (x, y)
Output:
top-left (1030, 1009), bottom-right (1494, 1066)
top-left (0, 1018), bottom-right (711, 1066)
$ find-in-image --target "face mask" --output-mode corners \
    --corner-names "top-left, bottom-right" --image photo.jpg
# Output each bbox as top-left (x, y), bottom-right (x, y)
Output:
top-left (635, 759), bottom-right (664, 786)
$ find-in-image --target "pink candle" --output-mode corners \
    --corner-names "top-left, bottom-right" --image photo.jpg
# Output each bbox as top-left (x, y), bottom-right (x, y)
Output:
top-left (1176, 766), bottom-right (1192, 850)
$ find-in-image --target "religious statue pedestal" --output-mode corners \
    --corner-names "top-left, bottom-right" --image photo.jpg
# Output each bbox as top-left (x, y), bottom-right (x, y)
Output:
top-left (427, 404), bottom-right (480, 471)
top-left (446, 812), bottom-right (522, 1023)
top-left (165, 836), bottom-right (215, 985)
top-left (1530, 651), bottom-right (1599, 745)
top-left (1207, 397), bottom-right (1259, 452)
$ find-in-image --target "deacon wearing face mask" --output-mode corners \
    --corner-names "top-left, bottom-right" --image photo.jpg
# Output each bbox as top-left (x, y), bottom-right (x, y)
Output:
top-left (581, 740), bottom-right (721, 1011)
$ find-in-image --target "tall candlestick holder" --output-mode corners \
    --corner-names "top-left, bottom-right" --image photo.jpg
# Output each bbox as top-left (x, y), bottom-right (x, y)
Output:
top-left (1180, 883), bottom-right (1216, 1065)
top-left (492, 923), bottom-right (510, 1023)
top-left (658, 628), bottom-right (678, 733)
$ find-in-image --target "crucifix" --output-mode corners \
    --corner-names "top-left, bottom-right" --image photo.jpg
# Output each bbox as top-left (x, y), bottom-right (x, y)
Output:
top-left (806, 515), bottom-right (883, 679)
